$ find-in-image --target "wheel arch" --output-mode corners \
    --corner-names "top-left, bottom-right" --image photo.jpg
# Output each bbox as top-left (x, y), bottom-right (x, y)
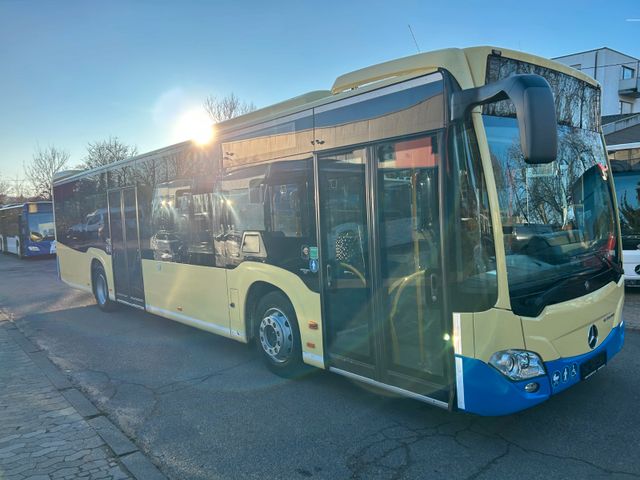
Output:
top-left (244, 281), bottom-right (289, 342)
top-left (90, 258), bottom-right (106, 293)
top-left (88, 252), bottom-right (115, 301)
top-left (228, 263), bottom-right (324, 368)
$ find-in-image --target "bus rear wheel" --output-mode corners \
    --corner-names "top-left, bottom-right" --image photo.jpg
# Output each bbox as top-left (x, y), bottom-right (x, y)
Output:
top-left (92, 265), bottom-right (116, 312)
top-left (254, 291), bottom-right (307, 378)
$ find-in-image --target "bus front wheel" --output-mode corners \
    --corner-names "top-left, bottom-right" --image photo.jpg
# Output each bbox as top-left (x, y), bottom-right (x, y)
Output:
top-left (92, 265), bottom-right (116, 312)
top-left (254, 291), bottom-right (307, 378)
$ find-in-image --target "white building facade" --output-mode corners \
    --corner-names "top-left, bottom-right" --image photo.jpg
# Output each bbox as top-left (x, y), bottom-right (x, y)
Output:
top-left (554, 48), bottom-right (640, 116)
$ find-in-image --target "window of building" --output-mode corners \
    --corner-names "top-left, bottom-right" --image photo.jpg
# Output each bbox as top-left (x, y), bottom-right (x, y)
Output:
top-left (622, 65), bottom-right (635, 80)
top-left (620, 101), bottom-right (633, 114)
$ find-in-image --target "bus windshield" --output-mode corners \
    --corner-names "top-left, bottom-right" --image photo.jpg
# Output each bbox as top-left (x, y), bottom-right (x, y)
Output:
top-left (481, 57), bottom-right (620, 316)
top-left (613, 170), bottom-right (640, 251)
top-left (28, 212), bottom-right (55, 241)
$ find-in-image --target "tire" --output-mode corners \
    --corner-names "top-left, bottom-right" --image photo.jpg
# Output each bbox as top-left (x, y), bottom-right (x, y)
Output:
top-left (92, 265), bottom-right (116, 312)
top-left (254, 291), bottom-right (308, 378)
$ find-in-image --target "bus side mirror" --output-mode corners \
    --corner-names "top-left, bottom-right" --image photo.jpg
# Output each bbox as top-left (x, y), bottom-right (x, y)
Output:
top-left (451, 74), bottom-right (557, 164)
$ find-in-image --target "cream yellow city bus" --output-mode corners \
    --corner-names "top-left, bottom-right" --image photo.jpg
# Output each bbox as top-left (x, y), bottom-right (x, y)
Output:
top-left (52, 46), bottom-right (625, 415)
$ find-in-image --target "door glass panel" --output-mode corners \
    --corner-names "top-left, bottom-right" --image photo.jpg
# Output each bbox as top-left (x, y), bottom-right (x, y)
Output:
top-left (319, 149), bottom-right (372, 362)
top-left (122, 189), bottom-right (144, 302)
top-left (376, 136), bottom-right (445, 379)
top-left (108, 190), bottom-right (128, 300)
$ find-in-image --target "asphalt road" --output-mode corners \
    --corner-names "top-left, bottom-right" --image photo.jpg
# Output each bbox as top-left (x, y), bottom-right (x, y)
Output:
top-left (0, 255), bottom-right (639, 480)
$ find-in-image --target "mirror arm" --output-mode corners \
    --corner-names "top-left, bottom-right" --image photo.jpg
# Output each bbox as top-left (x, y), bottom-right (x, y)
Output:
top-left (450, 74), bottom-right (558, 164)
top-left (451, 81), bottom-right (510, 122)
top-left (451, 74), bottom-right (550, 121)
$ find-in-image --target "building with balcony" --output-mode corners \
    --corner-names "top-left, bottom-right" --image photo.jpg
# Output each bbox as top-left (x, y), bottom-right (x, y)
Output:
top-left (555, 48), bottom-right (640, 154)
top-left (554, 47), bottom-right (640, 116)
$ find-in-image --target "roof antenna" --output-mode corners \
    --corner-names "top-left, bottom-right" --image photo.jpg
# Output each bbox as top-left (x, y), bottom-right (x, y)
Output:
top-left (408, 24), bottom-right (420, 53)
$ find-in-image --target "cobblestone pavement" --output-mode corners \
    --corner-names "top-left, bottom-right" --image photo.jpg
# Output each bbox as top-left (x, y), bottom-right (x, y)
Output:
top-left (0, 318), bottom-right (131, 480)
top-left (624, 288), bottom-right (640, 330)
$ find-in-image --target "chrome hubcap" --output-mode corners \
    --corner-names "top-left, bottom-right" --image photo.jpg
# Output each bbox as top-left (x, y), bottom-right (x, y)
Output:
top-left (96, 274), bottom-right (107, 305)
top-left (259, 308), bottom-right (293, 363)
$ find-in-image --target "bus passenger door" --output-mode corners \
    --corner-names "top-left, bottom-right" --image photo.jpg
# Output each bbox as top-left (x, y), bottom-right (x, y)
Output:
top-left (317, 136), bottom-right (451, 407)
top-left (318, 149), bottom-right (376, 379)
top-left (374, 136), bottom-right (450, 404)
top-left (108, 188), bottom-right (145, 308)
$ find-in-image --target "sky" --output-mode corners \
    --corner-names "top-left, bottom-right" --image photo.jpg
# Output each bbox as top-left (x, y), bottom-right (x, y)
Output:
top-left (1, 0), bottom-right (639, 184)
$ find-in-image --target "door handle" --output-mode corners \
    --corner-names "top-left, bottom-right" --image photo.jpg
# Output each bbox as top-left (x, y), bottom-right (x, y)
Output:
top-left (326, 264), bottom-right (333, 289)
top-left (429, 273), bottom-right (438, 302)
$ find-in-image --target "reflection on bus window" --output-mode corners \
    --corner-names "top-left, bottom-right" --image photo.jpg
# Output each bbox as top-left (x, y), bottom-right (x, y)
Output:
top-left (271, 183), bottom-right (302, 237)
top-left (149, 179), bottom-right (215, 266)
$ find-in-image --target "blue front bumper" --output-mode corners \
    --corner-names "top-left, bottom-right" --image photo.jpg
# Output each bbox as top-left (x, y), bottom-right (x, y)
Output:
top-left (458, 321), bottom-right (625, 416)
top-left (23, 241), bottom-right (54, 257)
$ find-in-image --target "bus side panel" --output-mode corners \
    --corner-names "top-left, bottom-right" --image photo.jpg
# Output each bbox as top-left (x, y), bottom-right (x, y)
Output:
top-left (226, 262), bottom-right (324, 369)
top-left (141, 260), bottom-right (232, 338)
top-left (57, 244), bottom-right (114, 299)
top-left (6, 235), bottom-right (20, 255)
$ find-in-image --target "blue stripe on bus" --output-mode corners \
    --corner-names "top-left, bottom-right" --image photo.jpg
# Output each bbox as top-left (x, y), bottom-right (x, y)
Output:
top-left (459, 321), bottom-right (625, 416)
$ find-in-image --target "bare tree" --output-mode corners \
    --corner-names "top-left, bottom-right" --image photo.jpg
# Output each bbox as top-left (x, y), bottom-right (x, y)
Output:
top-left (203, 93), bottom-right (256, 124)
top-left (11, 177), bottom-right (29, 201)
top-left (83, 136), bottom-right (138, 170)
top-left (24, 146), bottom-right (70, 200)
top-left (0, 175), bottom-right (10, 204)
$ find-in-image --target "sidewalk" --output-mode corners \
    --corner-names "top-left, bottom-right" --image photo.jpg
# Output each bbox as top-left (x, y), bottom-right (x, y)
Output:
top-left (0, 315), bottom-right (164, 480)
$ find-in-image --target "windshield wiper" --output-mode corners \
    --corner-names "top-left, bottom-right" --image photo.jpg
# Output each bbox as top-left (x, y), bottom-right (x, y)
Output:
top-left (515, 270), bottom-right (593, 317)
top-left (594, 251), bottom-right (623, 275)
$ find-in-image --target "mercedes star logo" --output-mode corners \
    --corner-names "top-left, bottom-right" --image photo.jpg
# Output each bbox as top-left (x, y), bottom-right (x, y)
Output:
top-left (584, 280), bottom-right (590, 291)
top-left (635, 265), bottom-right (640, 275)
top-left (588, 325), bottom-right (598, 350)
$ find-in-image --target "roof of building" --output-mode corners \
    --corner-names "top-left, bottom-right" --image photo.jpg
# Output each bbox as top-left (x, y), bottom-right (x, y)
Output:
top-left (553, 47), bottom-right (640, 62)
top-left (606, 124), bottom-right (640, 146)
top-left (603, 113), bottom-right (640, 125)
top-left (602, 114), bottom-right (640, 147)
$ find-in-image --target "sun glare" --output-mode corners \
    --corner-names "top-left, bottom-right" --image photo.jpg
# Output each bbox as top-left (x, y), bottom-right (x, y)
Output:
top-left (174, 108), bottom-right (214, 145)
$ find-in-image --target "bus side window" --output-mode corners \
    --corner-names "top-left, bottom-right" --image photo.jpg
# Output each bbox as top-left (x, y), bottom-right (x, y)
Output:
top-left (450, 121), bottom-right (497, 311)
top-left (270, 183), bottom-right (303, 237)
top-left (219, 166), bottom-right (267, 267)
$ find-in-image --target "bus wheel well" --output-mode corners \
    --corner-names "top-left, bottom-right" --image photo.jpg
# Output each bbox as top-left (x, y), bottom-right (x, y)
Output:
top-left (245, 282), bottom-right (291, 342)
top-left (90, 259), bottom-right (104, 289)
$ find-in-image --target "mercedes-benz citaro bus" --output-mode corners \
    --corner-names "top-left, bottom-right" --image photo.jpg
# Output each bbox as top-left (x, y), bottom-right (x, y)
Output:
top-left (52, 47), bottom-right (625, 416)
top-left (0, 202), bottom-right (56, 258)
top-left (609, 144), bottom-right (640, 287)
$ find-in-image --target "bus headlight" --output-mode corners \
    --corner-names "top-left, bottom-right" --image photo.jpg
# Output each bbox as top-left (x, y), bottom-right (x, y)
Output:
top-left (489, 350), bottom-right (546, 381)
top-left (27, 246), bottom-right (40, 252)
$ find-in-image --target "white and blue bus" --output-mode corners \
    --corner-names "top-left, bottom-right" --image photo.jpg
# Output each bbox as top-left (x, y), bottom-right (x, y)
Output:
top-left (609, 143), bottom-right (640, 286)
top-left (0, 202), bottom-right (56, 258)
